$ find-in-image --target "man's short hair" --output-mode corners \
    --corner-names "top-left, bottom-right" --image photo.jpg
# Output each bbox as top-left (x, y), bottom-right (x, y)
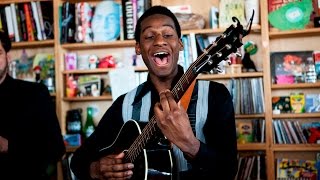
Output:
top-left (134, 5), bottom-right (181, 43)
top-left (0, 30), bottom-right (12, 52)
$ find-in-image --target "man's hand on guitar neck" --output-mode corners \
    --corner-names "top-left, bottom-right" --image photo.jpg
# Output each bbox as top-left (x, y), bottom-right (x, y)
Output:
top-left (90, 152), bottom-right (134, 180)
top-left (154, 90), bottom-right (201, 159)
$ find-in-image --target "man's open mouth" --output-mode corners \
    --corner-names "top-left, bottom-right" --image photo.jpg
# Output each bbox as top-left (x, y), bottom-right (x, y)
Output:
top-left (153, 52), bottom-right (169, 66)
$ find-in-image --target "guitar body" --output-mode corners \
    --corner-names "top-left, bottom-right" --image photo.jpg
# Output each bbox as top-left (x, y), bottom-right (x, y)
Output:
top-left (100, 120), bottom-right (173, 180)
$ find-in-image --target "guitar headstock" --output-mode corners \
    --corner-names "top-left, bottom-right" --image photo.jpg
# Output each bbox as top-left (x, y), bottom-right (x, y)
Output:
top-left (192, 14), bottom-right (254, 74)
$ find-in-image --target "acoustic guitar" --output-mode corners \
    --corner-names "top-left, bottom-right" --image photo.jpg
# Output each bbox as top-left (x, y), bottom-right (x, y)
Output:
top-left (99, 15), bottom-right (254, 180)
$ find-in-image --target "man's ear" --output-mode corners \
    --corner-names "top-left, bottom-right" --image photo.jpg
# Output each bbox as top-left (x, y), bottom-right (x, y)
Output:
top-left (135, 43), bottom-right (141, 55)
top-left (179, 39), bottom-right (184, 51)
top-left (6, 53), bottom-right (11, 63)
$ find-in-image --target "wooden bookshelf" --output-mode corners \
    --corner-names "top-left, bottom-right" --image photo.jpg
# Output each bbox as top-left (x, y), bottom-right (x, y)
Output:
top-left (61, 40), bottom-right (136, 50)
top-left (181, 25), bottom-right (261, 35)
top-left (62, 67), bottom-right (148, 75)
top-left (63, 95), bottom-right (113, 102)
top-left (11, 39), bottom-right (55, 49)
top-left (238, 143), bottom-right (267, 151)
top-left (197, 72), bottom-right (263, 80)
top-left (272, 144), bottom-right (320, 151)
top-left (235, 114), bottom-right (265, 119)
top-left (272, 113), bottom-right (320, 119)
top-left (269, 28), bottom-right (320, 39)
top-left (271, 82), bottom-right (320, 89)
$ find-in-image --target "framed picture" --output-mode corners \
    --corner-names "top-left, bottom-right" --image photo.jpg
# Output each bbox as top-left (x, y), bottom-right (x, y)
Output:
top-left (270, 51), bottom-right (313, 84)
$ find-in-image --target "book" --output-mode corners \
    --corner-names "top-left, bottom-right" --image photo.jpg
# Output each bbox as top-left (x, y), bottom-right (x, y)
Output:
top-left (313, 51), bottom-right (320, 80)
top-left (10, 3), bottom-right (20, 42)
top-left (270, 51), bottom-right (313, 84)
top-left (0, 8), bottom-right (9, 34)
top-left (268, 0), bottom-right (313, 30)
top-left (277, 158), bottom-right (317, 179)
top-left (91, 1), bottom-right (121, 42)
top-left (23, 3), bottom-right (35, 41)
top-left (17, 3), bottom-right (27, 41)
top-left (290, 93), bottom-right (305, 113)
top-left (209, 6), bottom-right (219, 28)
top-left (237, 121), bottom-right (254, 143)
top-left (30, 1), bottom-right (42, 41)
top-left (287, 120), bottom-right (301, 144)
top-left (305, 94), bottom-right (320, 113)
top-left (61, 2), bottom-right (76, 43)
top-left (36, 1), bottom-right (46, 40)
top-left (219, 0), bottom-right (246, 28)
top-left (27, 3), bottom-right (38, 41)
top-left (293, 121), bottom-right (308, 143)
top-left (40, 1), bottom-right (54, 39)
top-left (273, 120), bottom-right (284, 144)
top-left (14, 4), bottom-right (22, 41)
top-left (272, 96), bottom-right (291, 113)
top-left (122, 0), bottom-right (135, 40)
top-left (74, 2), bottom-right (93, 43)
top-left (276, 120), bottom-right (289, 144)
top-left (4, 6), bottom-right (15, 41)
top-left (281, 120), bottom-right (294, 144)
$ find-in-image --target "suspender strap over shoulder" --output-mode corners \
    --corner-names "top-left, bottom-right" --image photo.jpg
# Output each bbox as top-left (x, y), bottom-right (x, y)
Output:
top-left (180, 79), bottom-right (196, 110)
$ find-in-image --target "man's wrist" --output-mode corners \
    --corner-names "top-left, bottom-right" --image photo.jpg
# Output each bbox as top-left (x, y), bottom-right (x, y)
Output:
top-left (183, 138), bottom-right (200, 160)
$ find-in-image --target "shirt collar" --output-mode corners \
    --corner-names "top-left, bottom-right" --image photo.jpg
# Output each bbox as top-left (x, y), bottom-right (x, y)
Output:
top-left (133, 65), bottom-right (184, 103)
top-left (0, 75), bottom-right (13, 90)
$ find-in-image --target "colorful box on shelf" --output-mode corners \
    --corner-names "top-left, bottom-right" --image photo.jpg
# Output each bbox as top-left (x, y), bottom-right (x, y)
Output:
top-left (64, 134), bottom-right (81, 147)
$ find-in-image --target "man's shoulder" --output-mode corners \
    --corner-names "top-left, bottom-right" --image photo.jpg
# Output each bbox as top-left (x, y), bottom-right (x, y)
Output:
top-left (198, 79), bottom-right (225, 88)
top-left (13, 79), bottom-right (49, 95)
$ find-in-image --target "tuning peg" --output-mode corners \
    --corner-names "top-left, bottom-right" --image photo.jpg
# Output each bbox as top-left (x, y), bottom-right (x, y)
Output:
top-left (235, 52), bottom-right (242, 57)
top-left (225, 59), bottom-right (232, 65)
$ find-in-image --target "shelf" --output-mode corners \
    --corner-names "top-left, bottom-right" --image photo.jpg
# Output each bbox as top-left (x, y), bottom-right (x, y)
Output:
top-left (59, 26), bottom-right (262, 51)
top-left (182, 25), bottom-right (261, 35)
top-left (0, 0), bottom-right (51, 4)
top-left (66, 146), bottom-right (79, 153)
top-left (61, 40), bottom-right (136, 50)
top-left (197, 72), bottom-right (263, 80)
top-left (237, 143), bottom-right (267, 151)
top-left (11, 40), bottom-right (54, 49)
top-left (272, 144), bottom-right (320, 151)
top-left (272, 113), bottom-right (320, 119)
top-left (271, 82), bottom-right (320, 89)
top-left (63, 95), bottom-right (113, 102)
top-left (62, 67), bottom-right (148, 75)
top-left (235, 114), bottom-right (265, 119)
top-left (269, 28), bottom-right (320, 39)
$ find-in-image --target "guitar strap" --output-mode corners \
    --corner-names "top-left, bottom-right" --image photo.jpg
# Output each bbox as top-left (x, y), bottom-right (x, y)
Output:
top-left (179, 79), bottom-right (196, 110)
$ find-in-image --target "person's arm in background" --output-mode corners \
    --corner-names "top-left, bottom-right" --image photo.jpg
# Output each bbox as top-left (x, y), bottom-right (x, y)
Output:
top-left (37, 83), bottom-right (66, 176)
top-left (8, 82), bottom-right (64, 178)
top-left (186, 82), bottom-right (238, 180)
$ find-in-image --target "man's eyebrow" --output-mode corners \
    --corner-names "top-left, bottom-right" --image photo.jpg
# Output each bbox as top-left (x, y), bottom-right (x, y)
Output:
top-left (142, 24), bottom-right (175, 33)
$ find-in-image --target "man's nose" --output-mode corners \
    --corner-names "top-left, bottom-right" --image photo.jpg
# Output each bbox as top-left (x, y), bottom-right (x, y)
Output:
top-left (154, 35), bottom-right (167, 46)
